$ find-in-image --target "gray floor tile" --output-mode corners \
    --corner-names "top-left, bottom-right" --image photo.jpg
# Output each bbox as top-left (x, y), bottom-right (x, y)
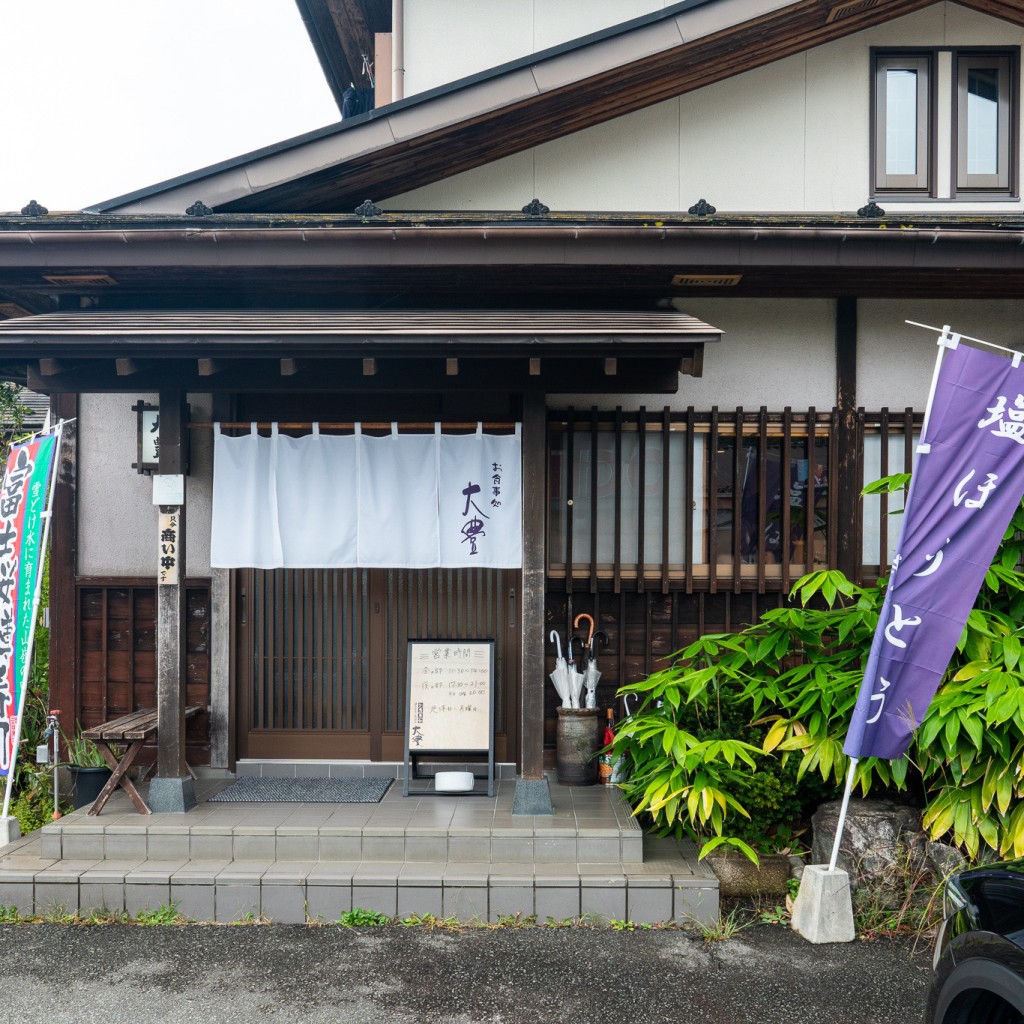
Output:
top-left (0, 881), bottom-right (33, 915)
top-left (397, 885), bottom-right (443, 919)
top-left (125, 882), bottom-right (172, 916)
top-left (626, 885), bottom-right (675, 925)
top-left (442, 884), bottom-right (487, 924)
top-left (351, 884), bottom-right (397, 918)
top-left (170, 882), bottom-right (216, 921)
top-left (216, 883), bottom-right (262, 922)
top-left (261, 883), bottom-right (307, 924)
top-left (534, 886), bottom-right (580, 922)
top-left (34, 881), bottom-right (80, 918)
top-left (488, 885), bottom-right (534, 923)
top-left (306, 881), bottom-right (352, 922)
top-left (581, 883), bottom-right (627, 922)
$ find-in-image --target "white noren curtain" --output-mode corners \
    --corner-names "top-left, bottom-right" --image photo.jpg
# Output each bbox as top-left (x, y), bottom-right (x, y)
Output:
top-left (211, 422), bottom-right (522, 569)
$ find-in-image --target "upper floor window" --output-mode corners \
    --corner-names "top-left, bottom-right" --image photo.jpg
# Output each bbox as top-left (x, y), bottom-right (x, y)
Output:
top-left (957, 53), bottom-right (1013, 192)
top-left (873, 49), bottom-right (1018, 199)
top-left (875, 53), bottom-right (933, 193)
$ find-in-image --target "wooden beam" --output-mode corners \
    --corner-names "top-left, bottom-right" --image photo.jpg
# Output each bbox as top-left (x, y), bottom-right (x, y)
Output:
top-left (835, 296), bottom-right (860, 582)
top-left (529, 357), bottom-right (541, 376)
top-left (446, 358), bottom-right (459, 376)
top-left (680, 345), bottom-right (705, 378)
top-left (362, 357), bottom-right (377, 376)
top-left (279, 358), bottom-right (300, 376)
top-left (152, 390), bottom-right (195, 811)
top-left (197, 358), bottom-right (222, 377)
top-left (115, 358), bottom-right (140, 376)
top-left (604, 357), bottom-right (617, 376)
top-left (519, 389), bottom-right (547, 782)
top-left (48, 394), bottom-right (77, 749)
top-left (26, 357), bottom-right (685, 395)
top-left (39, 358), bottom-right (65, 376)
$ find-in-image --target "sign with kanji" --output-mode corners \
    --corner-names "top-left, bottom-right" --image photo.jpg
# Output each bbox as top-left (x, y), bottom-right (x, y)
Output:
top-left (158, 511), bottom-right (180, 586)
top-left (0, 433), bottom-right (57, 776)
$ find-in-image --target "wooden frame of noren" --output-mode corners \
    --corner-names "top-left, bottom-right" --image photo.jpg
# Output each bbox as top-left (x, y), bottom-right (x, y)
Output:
top-left (403, 638), bottom-right (495, 798)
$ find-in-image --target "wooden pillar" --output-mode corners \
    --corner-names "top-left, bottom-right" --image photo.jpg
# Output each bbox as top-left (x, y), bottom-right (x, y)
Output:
top-left (835, 297), bottom-right (860, 582)
top-left (150, 391), bottom-right (195, 812)
top-left (513, 390), bottom-right (552, 813)
top-left (48, 394), bottom-right (77, 728)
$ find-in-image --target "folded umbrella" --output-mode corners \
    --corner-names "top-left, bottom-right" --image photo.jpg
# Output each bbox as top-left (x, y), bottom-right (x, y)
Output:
top-left (567, 635), bottom-right (586, 709)
top-left (548, 629), bottom-right (570, 708)
top-left (583, 630), bottom-right (607, 709)
top-left (583, 655), bottom-right (601, 709)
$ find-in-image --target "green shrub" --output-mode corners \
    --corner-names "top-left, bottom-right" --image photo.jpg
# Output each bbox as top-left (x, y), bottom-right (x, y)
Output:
top-left (11, 771), bottom-right (59, 835)
top-left (614, 479), bottom-right (1024, 863)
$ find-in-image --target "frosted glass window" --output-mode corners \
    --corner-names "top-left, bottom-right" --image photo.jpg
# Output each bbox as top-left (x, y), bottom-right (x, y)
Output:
top-left (886, 69), bottom-right (920, 175)
top-left (966, 67), bottom-right (1000, 175)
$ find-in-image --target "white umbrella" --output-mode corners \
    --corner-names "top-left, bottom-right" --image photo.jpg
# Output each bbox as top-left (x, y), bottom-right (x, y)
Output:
top-left (583, 630), bottom-right (607, 709)
top-left (567, 636), bottom-right (586, 709)
top-left (548, 629), bottom-right (570, 708)
top-left (583, 657), bottom-right (601, 709)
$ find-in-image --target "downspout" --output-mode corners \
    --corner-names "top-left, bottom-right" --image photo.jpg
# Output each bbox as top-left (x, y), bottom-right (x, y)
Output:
top-left (392, 0), bottom-right (405, 102)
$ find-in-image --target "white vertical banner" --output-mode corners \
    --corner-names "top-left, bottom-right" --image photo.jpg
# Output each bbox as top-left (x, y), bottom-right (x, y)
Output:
top-left (439, 425), bottom-right (522, 568)
top-left (211, 424), bottom-right (284, 568)
top-left (276, 425), bottom-right (358, 567)
top-left (356, 424), bottom-right (440, 567)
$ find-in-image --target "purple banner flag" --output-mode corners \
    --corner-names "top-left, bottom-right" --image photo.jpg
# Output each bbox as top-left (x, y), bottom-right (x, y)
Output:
top-left (845, 341), bottom-right (1024, 759)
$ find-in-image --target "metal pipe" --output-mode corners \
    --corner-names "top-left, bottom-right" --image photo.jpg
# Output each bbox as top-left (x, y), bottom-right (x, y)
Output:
top-left (191, 420), bottom-right (516, 431)
top-left (392, 0), bottom-right (404, 102)
top-left (2, 225), bottom-right (1024, 247)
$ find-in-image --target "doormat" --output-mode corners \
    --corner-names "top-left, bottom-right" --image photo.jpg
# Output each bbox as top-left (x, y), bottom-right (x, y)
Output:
top-left (209, 776), bottom-right (393, 803)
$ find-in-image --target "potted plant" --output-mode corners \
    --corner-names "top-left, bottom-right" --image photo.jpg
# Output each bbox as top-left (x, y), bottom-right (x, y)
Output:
top-left (65, 734), bottom-right (112, 809)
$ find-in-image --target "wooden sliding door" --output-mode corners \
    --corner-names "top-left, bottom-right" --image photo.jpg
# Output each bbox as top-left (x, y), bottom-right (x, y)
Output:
top-left (236, 567), bottom-right (519, 762)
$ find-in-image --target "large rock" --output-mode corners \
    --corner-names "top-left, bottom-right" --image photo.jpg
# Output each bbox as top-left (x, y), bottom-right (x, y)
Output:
top-left (811, 799), bottom-right (922, 878)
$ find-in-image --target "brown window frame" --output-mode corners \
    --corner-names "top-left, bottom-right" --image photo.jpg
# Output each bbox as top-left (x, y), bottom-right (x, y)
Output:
top-left (872, 47), bottom-right (1019, 201)
top-left (954, 51), bottom-right (1017, 197)
top-left (873, 51), bottom-right (935, 196)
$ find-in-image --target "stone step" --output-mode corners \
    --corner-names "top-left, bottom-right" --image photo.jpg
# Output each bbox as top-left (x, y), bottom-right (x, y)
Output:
top-left (38, 822), bottom-right (645, 866)
top-left (0, 834), bottom-right (718, 927)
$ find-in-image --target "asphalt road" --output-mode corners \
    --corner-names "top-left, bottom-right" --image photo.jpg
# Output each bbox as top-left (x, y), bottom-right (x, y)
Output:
top-left (3, 922), bottom-right (932, 1024)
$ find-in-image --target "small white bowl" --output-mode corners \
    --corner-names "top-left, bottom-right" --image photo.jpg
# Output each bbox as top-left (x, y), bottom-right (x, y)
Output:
top-left (434, 771), bottom-right (475, 793)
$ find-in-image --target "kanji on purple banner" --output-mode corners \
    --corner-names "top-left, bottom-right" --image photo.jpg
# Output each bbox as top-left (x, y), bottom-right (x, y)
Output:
top-left (845, 341), bottom-right (1024, 759)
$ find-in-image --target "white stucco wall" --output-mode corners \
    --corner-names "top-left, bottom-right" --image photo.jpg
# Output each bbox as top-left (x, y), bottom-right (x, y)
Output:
top-left (858, 300), bottom-right (1024, 410)
top-left (551, 298), bottom-right (836, 411)
top-left (403, 0), bottom-right (670, 96)
top-left (390, 4), bottom-right (1024, 215)
top-left (78, 393), bottom-right (213, 577)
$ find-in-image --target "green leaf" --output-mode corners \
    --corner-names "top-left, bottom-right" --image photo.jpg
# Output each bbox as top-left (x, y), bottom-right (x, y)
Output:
top-left (962, 713), bottom-right (984, 752)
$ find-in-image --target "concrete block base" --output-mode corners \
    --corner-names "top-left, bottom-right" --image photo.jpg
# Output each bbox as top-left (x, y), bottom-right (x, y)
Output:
top-left (0, 817), bottom-right (20, 848)
top-left (148, 776), bottom-right (197, 813)
top-left (512, 777), bottom-right (553, 816)
top-left (790, 864), bottom-right (856, 943)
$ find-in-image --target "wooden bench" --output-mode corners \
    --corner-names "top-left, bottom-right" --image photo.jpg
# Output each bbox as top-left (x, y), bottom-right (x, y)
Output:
top-left (81, 706), bottom-right (204, 816)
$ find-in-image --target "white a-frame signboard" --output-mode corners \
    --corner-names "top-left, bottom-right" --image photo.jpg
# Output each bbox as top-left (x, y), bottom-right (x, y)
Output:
top-left (403, 639), bottom-right (495, 797)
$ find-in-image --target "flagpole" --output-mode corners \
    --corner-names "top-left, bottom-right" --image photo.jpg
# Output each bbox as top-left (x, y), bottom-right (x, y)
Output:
top-left (913, 325), bottom-right (959, 455)
top-left (828, 327), bottom-right (956, 869)
top-left (906, 320), bottom-right (1024, 363)
top-left (1, 423), bottom-right (65, 823)
top-left (828, 756), bottom-right (858, 871)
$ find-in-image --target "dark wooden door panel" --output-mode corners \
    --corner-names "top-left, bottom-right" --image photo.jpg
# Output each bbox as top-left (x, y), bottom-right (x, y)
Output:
top-left (237, 567), bottom-right (519, 763)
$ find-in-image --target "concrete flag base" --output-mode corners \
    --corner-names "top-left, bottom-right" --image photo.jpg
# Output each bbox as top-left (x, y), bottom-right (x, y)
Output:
top-left (0, 816), bottom-right (21, 849)
top-left (790, 864), bottom-right (856, 943)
